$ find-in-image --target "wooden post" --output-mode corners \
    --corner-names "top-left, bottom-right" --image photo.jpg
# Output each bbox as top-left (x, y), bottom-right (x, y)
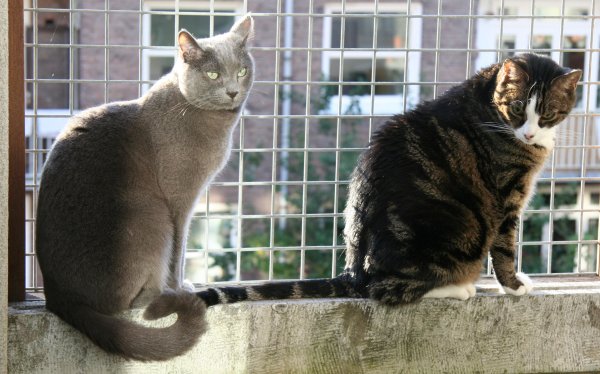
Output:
top-left (8, 0), bottom-right (25, 302)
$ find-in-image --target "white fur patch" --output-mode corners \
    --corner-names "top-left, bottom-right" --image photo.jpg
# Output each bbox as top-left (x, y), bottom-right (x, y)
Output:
top-left (502, 272), bottom-right (534, 296)
top-left (423, 283), bottom-right (476, 301)
top-left (246, 287), bottom-right (261, 301)
top-left (182, 279), bottom-right (196, 292)
top-left (465, 283), bottom-right (477, 298)
top-left (514, 95), bottom-right (556, 150)
top-left (214, 288), bottom-right (228, 303)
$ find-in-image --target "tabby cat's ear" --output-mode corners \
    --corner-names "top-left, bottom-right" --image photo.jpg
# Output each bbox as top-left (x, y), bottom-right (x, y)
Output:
top-left (551, 69), bottom-right (582, 92)
top-left (497, 59), bottom-right (530, 85)
top-left (178, 30), bottom-right (202, 62)
top-left (230, 14), bottom-right (253, 46)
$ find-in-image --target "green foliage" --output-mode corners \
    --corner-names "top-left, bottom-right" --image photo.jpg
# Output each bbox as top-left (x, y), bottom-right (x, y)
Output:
top-left (521, 182), bottom-right (594, 274)
top-left (207, 79), bottom-right (364, 281)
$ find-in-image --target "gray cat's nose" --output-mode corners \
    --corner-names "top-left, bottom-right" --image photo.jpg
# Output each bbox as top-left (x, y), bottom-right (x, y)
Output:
top-left (227, 91), bottom-right (239, 99)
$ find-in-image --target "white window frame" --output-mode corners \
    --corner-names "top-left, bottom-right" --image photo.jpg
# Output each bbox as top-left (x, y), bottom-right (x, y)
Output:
top-left (321, 2), bottom-right (422, 115)
top-left (141, 1), bottom-right (243, 92)
top-left (475, 0), bottom-right (599, 111)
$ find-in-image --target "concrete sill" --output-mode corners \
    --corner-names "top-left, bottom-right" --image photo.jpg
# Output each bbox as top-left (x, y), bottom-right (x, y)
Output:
top-left (8, 277), bottom-right (600, 374)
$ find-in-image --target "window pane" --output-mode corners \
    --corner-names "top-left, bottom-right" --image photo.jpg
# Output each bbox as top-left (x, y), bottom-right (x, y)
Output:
top-left (331, 15), bottom-right (371, 48)
top-left (534, 7), bottom-right (561, 16)
top-left (376, 58), bottom-right (405, 94)
top-left (532, 35), bottom-right (552, 56)
top-left (180, 14), bottom-right (234, 38)
top-left (498, 35), bottom-right (515, 60)
top-left (329, 57), bottom-right (405, 95)
top-left (377, 15), bottom-right (406, 48)
top-left (151, 11), bottom-right (175, 46)
top-left (497, 7), bottom-right (518, 16)
top-left (331, 13), bottom-right (406, 49)
top-left (535, 7), bottom-right (590, 16)
top-left (151, 11), bottom-right (235, 46)
top-left (150, 56), bottom-right (174, 80)
top-left (563, 35), bottom-right (585, 107)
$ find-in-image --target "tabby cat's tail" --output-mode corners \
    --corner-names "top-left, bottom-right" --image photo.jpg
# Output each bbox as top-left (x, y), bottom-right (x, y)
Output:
top-left (196, 275), bottom-right (359, 307)
top-left (46, 290), bottom-right (207, 361)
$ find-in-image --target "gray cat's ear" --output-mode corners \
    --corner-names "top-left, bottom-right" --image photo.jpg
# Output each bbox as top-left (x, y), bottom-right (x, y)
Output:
top-left (178, 29), bottom-right (202, 62)
top-left (230, 14), bottom-right (254, 46)
top-left (551, 69), bottom-right (582, 92)
top-left (497, 59), bottom-right (529, 85)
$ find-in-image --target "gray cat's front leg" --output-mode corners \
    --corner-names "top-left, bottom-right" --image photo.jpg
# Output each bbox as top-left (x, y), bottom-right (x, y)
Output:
top-left (168, 216), bottom-right (190, 290)
top-left (490, 215), bottom-right (533, 296)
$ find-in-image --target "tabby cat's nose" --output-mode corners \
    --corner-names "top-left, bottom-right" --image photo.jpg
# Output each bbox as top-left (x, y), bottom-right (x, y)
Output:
top-left (227, 91), bottom-right (239, 99)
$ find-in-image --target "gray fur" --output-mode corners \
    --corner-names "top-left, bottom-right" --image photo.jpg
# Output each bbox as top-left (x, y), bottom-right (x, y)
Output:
top-left (36, 15), bottom-right (254, 361)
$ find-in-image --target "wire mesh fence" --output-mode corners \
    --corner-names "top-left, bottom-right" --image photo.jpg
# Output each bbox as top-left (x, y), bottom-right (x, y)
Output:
top-left (23, 0), bottom-right (600, 292)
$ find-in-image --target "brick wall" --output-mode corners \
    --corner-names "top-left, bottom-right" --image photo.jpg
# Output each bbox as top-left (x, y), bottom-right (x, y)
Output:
top-left (78, 0), bottom-right (140, 109)
top-left (420, 0), bottom-right (479, 100)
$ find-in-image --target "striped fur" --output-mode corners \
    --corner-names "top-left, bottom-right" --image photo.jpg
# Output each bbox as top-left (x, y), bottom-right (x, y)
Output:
top-left (197, 276), bottom-right (360, 307)
top-left (198, 54), bottom-right (581, 307)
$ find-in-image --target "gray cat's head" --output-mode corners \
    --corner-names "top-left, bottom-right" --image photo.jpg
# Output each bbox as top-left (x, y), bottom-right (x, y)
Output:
top-left (175, 15), bottom-right (254, 111)
top-left (493, 53), bottom-right (581, 149)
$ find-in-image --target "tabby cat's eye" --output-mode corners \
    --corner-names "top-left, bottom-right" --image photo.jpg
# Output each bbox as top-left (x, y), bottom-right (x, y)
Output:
top-left (238, 67), bottom-right (247, 77)
top-left (542, 111), bottom-right (558, 122)
top-left (509, 101), bottom-right (525, 116)
top-left (207, 71), bottom-right (219, 80)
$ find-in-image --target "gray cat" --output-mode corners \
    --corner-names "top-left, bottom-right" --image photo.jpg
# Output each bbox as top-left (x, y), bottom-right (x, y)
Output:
top-left (36, 15), bottom-right (254, 361)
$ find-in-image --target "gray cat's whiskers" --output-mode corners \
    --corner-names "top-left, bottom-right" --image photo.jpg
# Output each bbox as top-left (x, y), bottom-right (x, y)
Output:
top-left (165, 101), bottom-right (190, 115)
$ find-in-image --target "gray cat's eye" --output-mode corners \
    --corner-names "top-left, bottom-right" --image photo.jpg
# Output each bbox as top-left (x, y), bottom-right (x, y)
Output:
top-left (238, 67), bottom-right (247, 77)
top-left (207, 71), bottom-right (219, 80)
top-left (509, 100), bottom-right (524, 116)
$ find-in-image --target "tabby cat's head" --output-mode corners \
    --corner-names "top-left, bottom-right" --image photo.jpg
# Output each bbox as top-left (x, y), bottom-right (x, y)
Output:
top-left (493, 53), bottom-right (581, 149)
top-left (175, 15), bottom-right (254, 111)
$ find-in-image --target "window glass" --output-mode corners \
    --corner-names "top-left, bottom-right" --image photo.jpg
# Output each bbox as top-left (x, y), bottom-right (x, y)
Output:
top-left (498, 35), bottom-right (516, 59)
top-left (563, 35), bottom-right (585, 107)
top-left (532, 35), bottom-right (552, 56)
top-left (331, 13), bottom-right (406, 49)
top-left (149, 56), bottom-right (174, 80)
top-left (534, 7), bottom-right (561, 16)
top-left (151, 10), bottom-right (235, 46)
top-left (328, 57), bottom-right (404, 95)
top-left (497, 7), bottom-right (518, 16)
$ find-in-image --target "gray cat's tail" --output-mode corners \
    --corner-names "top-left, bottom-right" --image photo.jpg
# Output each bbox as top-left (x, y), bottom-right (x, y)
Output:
top-left (196, 275), bottom-right (361, 307)
top-left (47, 290), bottom-right (207, 361)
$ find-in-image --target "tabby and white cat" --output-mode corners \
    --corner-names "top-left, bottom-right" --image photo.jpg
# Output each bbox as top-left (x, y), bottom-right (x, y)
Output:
top-left (36, 15), bottom-right (254, 361)
top-left (197, 53), bottom-right (581, 306)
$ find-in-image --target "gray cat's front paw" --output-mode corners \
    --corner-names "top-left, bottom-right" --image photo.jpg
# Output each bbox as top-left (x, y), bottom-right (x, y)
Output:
top-left (501, 272), bottom-right (533, 296)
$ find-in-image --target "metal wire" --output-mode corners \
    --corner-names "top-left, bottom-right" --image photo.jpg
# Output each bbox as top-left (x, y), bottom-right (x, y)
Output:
top-left (23, 0), bottom-right (600, 292)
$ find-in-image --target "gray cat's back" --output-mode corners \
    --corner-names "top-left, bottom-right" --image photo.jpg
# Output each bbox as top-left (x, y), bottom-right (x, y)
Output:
top-left (37, 101), bottom-right (162, 302)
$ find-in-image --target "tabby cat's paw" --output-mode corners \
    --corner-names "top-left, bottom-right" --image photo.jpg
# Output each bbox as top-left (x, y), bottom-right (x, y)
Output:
top-left (465, 283), bottom-right (477, 298)
top-left (502, 272), bottom-right (533, 296)
top-left (423, 283), bottom-right (475, 301)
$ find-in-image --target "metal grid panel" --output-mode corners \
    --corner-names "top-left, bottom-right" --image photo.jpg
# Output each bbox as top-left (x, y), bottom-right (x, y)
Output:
top-left (23, 0), bottom-right (600, 292)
